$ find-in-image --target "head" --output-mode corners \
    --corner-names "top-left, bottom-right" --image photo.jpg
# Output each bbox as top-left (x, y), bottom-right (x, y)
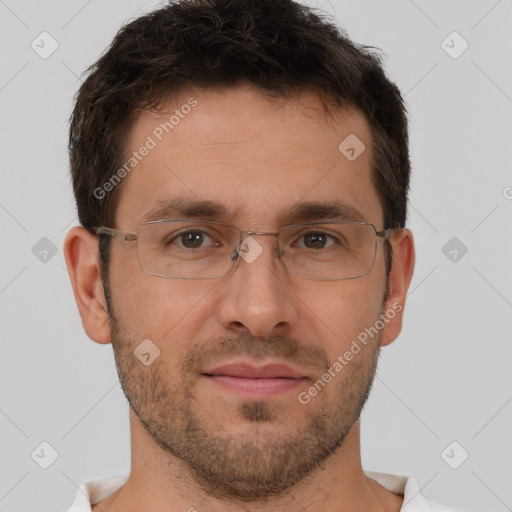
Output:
top-left (64, 0), bottom-right (414, 502)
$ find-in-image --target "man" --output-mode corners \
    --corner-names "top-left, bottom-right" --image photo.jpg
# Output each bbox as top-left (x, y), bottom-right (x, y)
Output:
top-left (62, 0), bottom-right (463, 510)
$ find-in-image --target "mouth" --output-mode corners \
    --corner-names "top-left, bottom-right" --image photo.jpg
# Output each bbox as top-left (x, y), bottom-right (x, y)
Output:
top-left (201, 362), bottom-right (308, 398)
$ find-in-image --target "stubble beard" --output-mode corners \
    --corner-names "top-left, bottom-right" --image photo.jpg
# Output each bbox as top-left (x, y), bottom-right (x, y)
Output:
top-left (108, 310), bottom-right (382, 502)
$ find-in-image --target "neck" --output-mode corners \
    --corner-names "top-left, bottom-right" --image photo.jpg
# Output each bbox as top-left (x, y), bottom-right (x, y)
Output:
top-left (92, 411), bottom-right (403, 512)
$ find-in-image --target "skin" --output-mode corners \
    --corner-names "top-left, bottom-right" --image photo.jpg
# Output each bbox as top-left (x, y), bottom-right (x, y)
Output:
top-left (64, 84), bottom-right (415, 512)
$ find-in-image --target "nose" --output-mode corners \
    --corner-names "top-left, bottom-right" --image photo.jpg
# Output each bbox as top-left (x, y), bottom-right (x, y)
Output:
top-left (215, 234), bottom-right (299, 337)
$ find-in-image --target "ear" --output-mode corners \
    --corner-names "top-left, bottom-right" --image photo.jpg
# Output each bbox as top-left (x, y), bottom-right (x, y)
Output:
top-left (381, 228), bottom-right (415, 347)
top-left (63, 226), bottom-right (112, 344)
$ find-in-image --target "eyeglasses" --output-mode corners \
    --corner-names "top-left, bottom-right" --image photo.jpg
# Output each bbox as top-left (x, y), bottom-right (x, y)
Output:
top-left (94, 219), bottom-right (395, 280)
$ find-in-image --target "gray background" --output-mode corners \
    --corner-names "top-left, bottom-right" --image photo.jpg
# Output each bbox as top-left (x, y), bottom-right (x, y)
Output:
top-left (0, 0), bottom-right (511, 511)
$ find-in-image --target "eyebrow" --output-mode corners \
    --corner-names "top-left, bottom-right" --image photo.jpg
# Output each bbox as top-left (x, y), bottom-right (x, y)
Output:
top-left (140, 197), bottom-right (365, 226)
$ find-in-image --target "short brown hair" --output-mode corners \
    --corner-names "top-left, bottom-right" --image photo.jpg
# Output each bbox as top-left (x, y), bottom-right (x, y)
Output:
top-left (68, 0), bottom-right (410, 286)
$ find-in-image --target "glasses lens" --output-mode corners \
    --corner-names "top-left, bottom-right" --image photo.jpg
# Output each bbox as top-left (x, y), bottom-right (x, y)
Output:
top-left (278, 222), bottom-right (377, 280)
top-left (135, 220), bottom-right (378, 280)
top-left (137, 220), bottom-right (239, 278)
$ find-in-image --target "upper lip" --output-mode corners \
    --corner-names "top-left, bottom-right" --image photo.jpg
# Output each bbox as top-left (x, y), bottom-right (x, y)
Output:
top-left (202, 362), bottom-right (304, 379)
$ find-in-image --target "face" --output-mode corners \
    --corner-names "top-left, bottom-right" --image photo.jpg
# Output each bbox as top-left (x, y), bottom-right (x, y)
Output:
top-left (104, 85), bottom-right (396, 500)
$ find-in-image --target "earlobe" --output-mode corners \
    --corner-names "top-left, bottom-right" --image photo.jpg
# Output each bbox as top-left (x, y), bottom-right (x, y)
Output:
top-left (381, 229), bottom-right (415, 347)
top-left (63, 226), bottom-right (112, 344)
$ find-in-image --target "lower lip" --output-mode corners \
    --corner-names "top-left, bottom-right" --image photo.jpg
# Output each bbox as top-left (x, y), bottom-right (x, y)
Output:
top-left (203, 375), bottom-right (306, 398)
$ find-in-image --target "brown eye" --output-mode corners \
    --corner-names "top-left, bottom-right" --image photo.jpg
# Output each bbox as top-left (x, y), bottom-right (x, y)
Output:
top-left (296, 231), bottom-right (337, 250)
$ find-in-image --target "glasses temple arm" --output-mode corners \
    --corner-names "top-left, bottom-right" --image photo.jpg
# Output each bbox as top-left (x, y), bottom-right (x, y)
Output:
top-left (376, 228), bottom-right (399, 238)
top-left (95, 227), bottom-right (137, 242)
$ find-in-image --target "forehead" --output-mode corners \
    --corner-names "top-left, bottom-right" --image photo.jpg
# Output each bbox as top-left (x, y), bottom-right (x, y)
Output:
top-left (114, 85), bottom-right (382, 230)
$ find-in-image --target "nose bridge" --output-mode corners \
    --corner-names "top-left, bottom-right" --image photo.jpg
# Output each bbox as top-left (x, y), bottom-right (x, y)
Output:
top-left (235, 230), bottom-right (283, 264)
top-left (218, 228), bottom-right (297, 337)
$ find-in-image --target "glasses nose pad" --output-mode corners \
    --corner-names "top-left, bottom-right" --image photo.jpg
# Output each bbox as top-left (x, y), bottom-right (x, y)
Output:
top-left (230, 245), bottom-right (241, 261)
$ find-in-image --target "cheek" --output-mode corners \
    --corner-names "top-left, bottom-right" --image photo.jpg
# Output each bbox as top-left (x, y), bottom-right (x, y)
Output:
top-left (303, 276), bottom-right (385, 358)
top-left (111, 265), bottom-right (214, 346)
